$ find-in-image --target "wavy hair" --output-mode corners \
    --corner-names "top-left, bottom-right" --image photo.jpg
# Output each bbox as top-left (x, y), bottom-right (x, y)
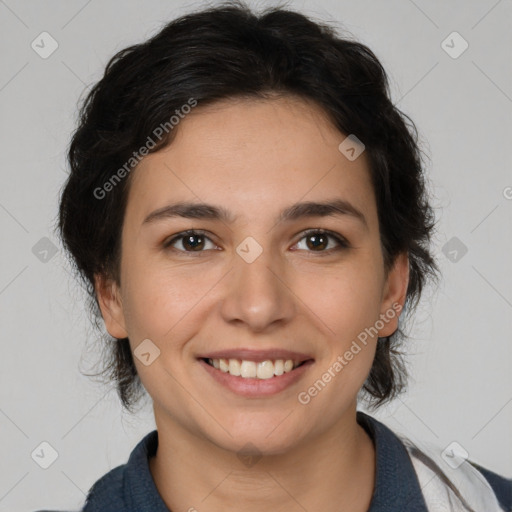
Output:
top-left (58, 1), bottom-right (439, 413)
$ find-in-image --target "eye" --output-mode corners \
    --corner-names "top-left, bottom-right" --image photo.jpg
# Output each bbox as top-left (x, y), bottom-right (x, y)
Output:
top-left (293, 229), bottom-right (349, 253)
top-left (164, 230), bottom-right (218, 253)
top-left (163, 228), bottom-right (349, 255)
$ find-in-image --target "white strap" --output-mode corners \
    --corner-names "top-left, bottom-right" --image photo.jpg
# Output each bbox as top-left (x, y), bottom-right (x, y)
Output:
top-left (406, 442), bottom-right (504, 511)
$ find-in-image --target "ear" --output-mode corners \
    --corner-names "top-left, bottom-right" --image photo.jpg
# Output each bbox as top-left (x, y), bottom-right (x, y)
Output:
top-left (94, 273), bottom-right (128, 339)
top-left (378, 252), bottom-right (409, 337)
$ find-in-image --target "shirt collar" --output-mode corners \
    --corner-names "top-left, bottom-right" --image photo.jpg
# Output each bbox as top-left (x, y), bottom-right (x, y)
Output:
top-left (357, 411), bottom-right (429, 511)
top-left (86, 411), bottom-right (429, 511)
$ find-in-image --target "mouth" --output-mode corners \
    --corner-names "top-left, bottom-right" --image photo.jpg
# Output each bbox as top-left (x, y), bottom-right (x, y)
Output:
top-left (200, 357), bottom-right (311, 379)
top-left (197, 352), bottom-right (315, 397)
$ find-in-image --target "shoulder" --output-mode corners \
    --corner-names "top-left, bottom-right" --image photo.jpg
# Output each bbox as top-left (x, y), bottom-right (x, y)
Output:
top-left (81, 463), bottom-right (127, 511)
top-left (81, 429), bottom-right (159, 511)
top-left (33, 464), bottom-right (129, 512)
top-left (405, 438), bottom-right (511, 512)
top-left (358, 411), bottom-right (511, 511)
top-left (32, 463), bottom-right (127, 512)
top-left (34, 430), bottom-right (158, 512)
top-left (469, 461), bottom-right (512, 512)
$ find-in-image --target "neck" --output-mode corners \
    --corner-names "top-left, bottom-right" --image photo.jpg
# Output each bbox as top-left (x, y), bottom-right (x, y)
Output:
top-left (149, 407), bottom-right (376, 512)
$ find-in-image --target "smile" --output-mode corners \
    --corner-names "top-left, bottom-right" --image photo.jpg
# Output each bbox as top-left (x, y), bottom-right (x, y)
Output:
top-left (204, 358), bottom-right (304, 379)
top-left (198, 357), bottom-right (314, 397)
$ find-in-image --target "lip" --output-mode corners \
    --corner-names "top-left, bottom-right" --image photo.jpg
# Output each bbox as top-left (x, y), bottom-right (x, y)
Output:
top-left (198, 357), bottom-right (315, 397)
top-left (197, 348), bottom-right (314, 363)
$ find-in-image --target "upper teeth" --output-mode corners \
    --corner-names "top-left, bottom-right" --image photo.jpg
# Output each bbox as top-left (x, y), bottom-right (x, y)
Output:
top-left (209, 358), bottom-right (300, 379)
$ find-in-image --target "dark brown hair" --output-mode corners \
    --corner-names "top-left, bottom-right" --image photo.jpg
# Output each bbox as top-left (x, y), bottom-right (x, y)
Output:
top-left (58, 1), bottom-right (438, 414)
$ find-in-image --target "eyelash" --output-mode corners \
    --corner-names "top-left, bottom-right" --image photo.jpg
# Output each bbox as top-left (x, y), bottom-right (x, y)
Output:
top-left (163, 228), bottom-right (350, 255)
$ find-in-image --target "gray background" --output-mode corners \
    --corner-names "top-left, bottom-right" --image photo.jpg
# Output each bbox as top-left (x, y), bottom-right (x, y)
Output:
top-left (1, 0), bottom-right (511, 510)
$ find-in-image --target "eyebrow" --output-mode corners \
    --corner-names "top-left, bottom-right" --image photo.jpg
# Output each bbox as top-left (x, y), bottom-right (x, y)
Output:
top-left (142, 199), bottom-right (368, 228)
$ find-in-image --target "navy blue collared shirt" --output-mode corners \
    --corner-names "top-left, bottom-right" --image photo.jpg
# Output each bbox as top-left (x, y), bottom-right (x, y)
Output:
top-left (37, 411), bottom-right (511, 511)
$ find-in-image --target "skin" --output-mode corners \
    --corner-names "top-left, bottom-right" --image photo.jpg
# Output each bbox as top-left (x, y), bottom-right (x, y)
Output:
top-left (96, 95), bottom-right (409, 512)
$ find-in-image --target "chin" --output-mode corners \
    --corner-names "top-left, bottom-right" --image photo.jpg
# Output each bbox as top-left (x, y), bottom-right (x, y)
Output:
top-left (209, 418), bottom-right (306, 457)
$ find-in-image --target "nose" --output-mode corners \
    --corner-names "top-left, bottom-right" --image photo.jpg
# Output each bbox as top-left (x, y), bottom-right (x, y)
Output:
top-left (219, 244), bottom-right (296, 333)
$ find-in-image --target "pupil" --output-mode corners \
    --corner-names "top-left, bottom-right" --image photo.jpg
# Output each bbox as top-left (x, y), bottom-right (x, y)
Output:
top-left (307, 234), bottom-right (327, 250)
top-left (184, 235), bottom-right (204, 251)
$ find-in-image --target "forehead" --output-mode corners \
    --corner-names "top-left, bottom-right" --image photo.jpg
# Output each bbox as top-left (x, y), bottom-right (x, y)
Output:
top-left (125, 96), bottom-right (377, 228)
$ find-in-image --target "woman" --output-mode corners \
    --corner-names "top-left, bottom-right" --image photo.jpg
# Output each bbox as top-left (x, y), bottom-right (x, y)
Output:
top-left (51, 2), bottom-right (511, 511)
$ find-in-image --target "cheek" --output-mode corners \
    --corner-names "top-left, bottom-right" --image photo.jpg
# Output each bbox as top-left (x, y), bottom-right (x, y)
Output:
top-left (295, 271), bottom-right (381, 406)
top-left (120, 259), bottom-right (224, 341)
top-left (294, 259), bottom-right (384, 392)
top-left (295, 260), bottom-right (384, 340)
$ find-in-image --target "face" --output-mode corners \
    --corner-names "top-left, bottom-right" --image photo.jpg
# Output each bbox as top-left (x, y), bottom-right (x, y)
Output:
top-left (96, 96), bottom-right (408, 455)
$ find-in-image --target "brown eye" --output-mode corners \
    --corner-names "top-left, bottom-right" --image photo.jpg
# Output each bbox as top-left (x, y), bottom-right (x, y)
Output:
top-left (294, 229), bottom-right (349, 253)
top-left (305, 233), bottom-right (328, 251)
top-left (164, 230), bottom-right (216, 252)
top-left (181, 234), bottom-right (206, 251)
